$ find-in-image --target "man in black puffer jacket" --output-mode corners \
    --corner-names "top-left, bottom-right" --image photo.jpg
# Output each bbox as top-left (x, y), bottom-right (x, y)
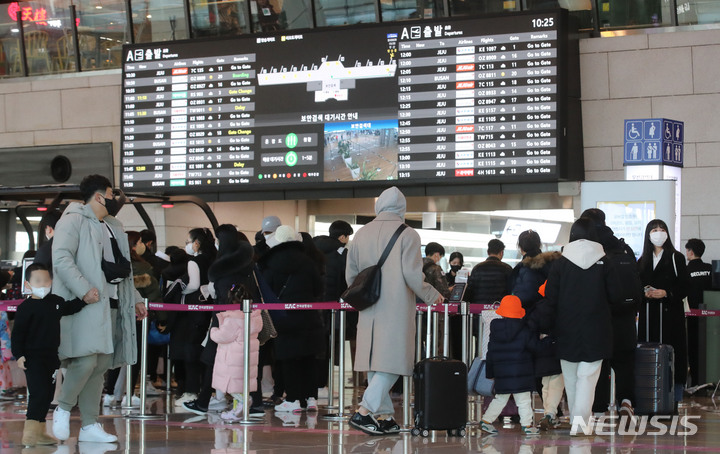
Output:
top-left (465, 239), bottom-right (512, 305)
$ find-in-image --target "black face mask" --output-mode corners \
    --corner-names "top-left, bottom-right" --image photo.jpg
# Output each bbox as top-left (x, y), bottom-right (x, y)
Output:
top-left (450, 265), bottom-right (462, 273)
top-left (103, 197), bottom-right (121, 217)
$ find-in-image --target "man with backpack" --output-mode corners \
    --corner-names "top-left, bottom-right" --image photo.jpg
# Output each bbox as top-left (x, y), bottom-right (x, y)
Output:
top-left (581, 209), bottom-right (643, 420)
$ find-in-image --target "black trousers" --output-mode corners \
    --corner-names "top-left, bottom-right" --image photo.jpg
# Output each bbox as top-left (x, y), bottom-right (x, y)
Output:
top-left (281, 356), bottom-right (316, 404)
top-left (592, 350), bottom-right (635, 413)
top-left (687, 316), bottom-right (700, 386)
top-left (25, 355), bottom-right (56, 422)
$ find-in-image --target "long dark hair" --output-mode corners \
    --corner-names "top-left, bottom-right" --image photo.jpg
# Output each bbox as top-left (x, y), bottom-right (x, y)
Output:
top-left (189, 227), bottom-right (217, 262)
top-left (127, 230), bottom-right (147, 263)
top-left (569, 218), bottom-right (599, 242)
top-left (639, 219), bottom-right (677, 269)
top-left (215, 224), bottom-right (239, 258)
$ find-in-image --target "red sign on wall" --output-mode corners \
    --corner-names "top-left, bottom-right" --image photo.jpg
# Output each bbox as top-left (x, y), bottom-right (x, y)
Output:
top-left (7, 2), bottom-right (48, 24)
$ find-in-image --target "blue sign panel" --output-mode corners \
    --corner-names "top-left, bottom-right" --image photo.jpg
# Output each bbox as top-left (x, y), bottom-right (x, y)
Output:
top-left (624, 118), bottom-right (684, 167)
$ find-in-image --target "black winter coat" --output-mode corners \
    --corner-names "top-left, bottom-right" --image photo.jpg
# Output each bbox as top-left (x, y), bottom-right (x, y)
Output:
top-left (168, 253), bottom-right (213, 362)
top-left (525, 298), bottom-right (562, 377)
top-left (486, 318), bottom-right (550, 394)
top-left (545, 241), bottom-right (621, 363)
top-left (465, 256), bottom-right (512, 305)
top-left (638, 250), bottom-right (688, 385)
top-left (258, 241), bottom-right (325, 360)
top-left (686, 258), bottom-right (712, 309)
top-left (510, 252), bottom-right (561, 312)
top-left (313, 235), bottom-right (358, 339)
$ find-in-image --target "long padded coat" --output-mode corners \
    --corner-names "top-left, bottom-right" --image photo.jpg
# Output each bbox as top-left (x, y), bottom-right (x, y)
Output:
top-left (346, 187), bottom-right (440, 377)
top-left (210, 310), bottom-right (262, 394)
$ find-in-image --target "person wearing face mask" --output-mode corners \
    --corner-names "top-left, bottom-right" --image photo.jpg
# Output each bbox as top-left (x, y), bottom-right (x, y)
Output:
top-left (170, 227), bottom-right (217, 409)
top-left (423, 242), bottom-right (451, 298)
top-left (445, 252), bottom-right (465, 287)
top-left (11, 264), bottom-right (93, 447)
top-left (253, 216), bottom-right (282, 259)
top-left (51, 174), bottom-right (147, 443)
top-left (638, 219), bottom-right (689, 402)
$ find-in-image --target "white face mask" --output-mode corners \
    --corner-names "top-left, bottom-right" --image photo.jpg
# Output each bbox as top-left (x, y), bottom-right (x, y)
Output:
top-left (215, 241), bottom-right (219, 250)
top-left (185, 242), bottom-right (196, 256)
top-left (31, 286), bottom-right (51, 299)
top-left (650, 231), bottom-right (668, 247)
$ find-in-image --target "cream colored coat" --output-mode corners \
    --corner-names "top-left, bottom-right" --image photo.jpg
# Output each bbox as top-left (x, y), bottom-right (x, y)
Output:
top-left (346, 187), bottom-right (440, 376)
top-left (52, 202), bottom-right (138, 368)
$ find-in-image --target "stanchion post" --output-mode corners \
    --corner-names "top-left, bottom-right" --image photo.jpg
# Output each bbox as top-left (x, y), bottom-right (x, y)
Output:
top-left (239, 299), bottom-right (258, 425)
top-left (326, 309), bottom-right (337, 410)
top-left (127, 299), bottom-right (162, 419)
top-left (461, 302), bottom-right (469, 367)
top-left (322, 307), bottom-right (349, 421)
top-left (402, 375), bottom-right (411, 431)
top-left (122, 363), bottom-right (135, 410)
top-left (431, 310), bottom-right (439, 357)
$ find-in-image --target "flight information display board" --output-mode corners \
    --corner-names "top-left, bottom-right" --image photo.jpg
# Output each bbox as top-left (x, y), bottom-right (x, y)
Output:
top-left (120, 10), bottom-right (579, 193)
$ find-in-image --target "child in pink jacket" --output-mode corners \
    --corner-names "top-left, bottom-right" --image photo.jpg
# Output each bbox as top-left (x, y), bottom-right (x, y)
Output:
top-left (210, 309), bottom-right (262, 421)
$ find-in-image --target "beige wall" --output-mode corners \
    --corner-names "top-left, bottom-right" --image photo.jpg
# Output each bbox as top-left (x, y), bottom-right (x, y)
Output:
top-left (2, 28), bottom-right (720, 260)
top-left (580, 28), bottom-right (720, 260)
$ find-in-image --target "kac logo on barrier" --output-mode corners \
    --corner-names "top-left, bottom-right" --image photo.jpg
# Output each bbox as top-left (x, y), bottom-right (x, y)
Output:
top-left (571, 415), bottom-right (700, 436)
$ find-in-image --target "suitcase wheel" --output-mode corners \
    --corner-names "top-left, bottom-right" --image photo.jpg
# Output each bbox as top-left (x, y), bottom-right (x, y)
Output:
top-left (446, 427), bottom-right (466, 437)
top-left (421, 429), bottom-right (430, 437)
top-left (411, 428), bottom-right (420, 436)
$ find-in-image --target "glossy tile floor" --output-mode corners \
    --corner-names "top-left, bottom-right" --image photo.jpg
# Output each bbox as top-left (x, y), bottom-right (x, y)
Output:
top-left (3, 388), bottom-right (720, 453)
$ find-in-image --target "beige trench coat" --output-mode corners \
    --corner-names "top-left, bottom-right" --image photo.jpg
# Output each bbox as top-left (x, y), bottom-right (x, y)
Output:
top-left (346, 188), bottom-right (440, 376)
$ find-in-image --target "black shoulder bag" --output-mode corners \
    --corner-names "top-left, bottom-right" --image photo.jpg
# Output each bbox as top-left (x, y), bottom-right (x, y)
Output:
top-left (341, 224), bottom-right (407, 311)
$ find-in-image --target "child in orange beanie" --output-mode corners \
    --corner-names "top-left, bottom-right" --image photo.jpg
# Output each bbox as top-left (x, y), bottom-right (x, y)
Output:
top-left (481, 294), bottom-right (551, 436)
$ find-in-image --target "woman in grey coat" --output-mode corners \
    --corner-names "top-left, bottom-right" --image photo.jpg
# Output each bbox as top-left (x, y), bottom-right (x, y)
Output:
top-left (346, 186), bottom-right (443, 435)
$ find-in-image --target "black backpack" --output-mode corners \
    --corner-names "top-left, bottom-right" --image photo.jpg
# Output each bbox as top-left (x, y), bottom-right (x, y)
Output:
top-left (605, 239), bottom-right (643, 308)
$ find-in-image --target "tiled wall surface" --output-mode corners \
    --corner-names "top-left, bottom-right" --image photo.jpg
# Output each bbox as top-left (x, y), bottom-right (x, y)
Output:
top-left (1, 28), bottom-right (719, 259)
top-left (580, 28), bottom-right (720, 259)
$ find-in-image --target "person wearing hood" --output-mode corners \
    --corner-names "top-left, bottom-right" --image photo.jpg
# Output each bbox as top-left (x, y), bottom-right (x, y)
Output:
top-left (637, 219), bottom-right (689, 402)
top-left (481, 295), bottom-right (549, 436)
top-left (545, 218), bottom-right (623, 431)
top-left (346, 187), bottom-right (443, 436)
top-left (510, 230), bottom-right (561, 313)
top-left (258, 225), bottom-right (324, 413)
top-left (51, 174), bottom-right (147, 443)
top-left (581, 208), bottom-right (641, 419)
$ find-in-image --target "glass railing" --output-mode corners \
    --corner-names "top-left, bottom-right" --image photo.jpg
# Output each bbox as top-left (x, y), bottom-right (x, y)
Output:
top-left (2, 0), bottom-right (718, 78)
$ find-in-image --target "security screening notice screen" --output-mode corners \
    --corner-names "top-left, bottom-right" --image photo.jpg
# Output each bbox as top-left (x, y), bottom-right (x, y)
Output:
top-left (120, 10), bottom-right (579, 193)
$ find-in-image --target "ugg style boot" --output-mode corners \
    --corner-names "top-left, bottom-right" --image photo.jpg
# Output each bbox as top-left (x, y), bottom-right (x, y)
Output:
top-left (21, 420), bottom-right (39, 447)
top-left (36, 422), bottom-right (58, 445)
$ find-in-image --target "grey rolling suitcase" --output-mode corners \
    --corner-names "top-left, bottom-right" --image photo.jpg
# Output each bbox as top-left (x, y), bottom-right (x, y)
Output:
top-left (634, 301), bottom-right (675, 415)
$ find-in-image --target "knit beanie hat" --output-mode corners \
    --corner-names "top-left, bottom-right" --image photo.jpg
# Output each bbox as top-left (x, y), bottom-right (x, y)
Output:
top-left (496, 295), bottom-right (525, 319)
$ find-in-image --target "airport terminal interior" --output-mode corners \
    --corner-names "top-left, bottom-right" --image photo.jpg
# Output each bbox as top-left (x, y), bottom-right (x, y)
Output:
top-left (3, 0), bottom-right (720, 452)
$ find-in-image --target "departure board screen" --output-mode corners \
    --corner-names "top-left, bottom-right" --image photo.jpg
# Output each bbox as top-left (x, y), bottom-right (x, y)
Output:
top-left (120, 10), bottom-right (579, 193)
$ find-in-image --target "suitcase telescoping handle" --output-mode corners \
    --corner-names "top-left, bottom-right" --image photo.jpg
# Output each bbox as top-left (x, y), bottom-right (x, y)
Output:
top-left (426, 301), bottom-right (432, 359)
top-left (646, 298), bottom-right (663, 343)
top-left (443, 300), bottom-right (450, 357)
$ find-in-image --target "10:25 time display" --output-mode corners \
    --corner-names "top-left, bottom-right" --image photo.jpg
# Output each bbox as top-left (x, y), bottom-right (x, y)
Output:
top-left (532, 17), bottom-right (555, 27)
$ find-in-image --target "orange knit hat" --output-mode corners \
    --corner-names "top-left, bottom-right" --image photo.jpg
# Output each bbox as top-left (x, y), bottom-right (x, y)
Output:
top-left (538, 280), bottom-right (547, 298)
top-left (496, 295), bottom-right (526, 319)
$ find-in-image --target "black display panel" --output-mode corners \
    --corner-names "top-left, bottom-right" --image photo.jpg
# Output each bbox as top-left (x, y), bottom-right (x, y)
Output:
top-left (120, 10), bottom-right (579, 194)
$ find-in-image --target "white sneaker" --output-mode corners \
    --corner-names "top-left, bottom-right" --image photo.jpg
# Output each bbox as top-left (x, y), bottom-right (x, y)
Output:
top-left (174, 393), bottom-right (198, 407)
top-left (121, 395), bottom-right (141, 406)
top-left (102, 394), bottom-right (117, 407)
top-left (52, 406), bottom-right (71, 441)
top-left (306, 397), bottom-right (318, 411)
top-left (145, 381), bottom-right (162, 396)
top-left (208, 395), bottom-right (228, 411)
top-left (274, 400), bottom-right (302, 413)
top-left (78, 423), bottom-right (118, 443)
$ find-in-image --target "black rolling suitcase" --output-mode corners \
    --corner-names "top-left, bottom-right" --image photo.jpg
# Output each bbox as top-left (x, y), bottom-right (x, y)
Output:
top-left (412, 303), bottom-right (467, 437)
top-left (634, 301), bottom-right (675, 415)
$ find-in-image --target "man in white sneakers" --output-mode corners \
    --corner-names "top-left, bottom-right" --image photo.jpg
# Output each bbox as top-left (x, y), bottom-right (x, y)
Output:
top-left (51, 175), bottom-right (147, 442)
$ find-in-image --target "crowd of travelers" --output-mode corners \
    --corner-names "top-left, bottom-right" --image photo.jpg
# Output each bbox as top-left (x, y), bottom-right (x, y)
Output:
top-left (0, 180), bottom-right (716, 446)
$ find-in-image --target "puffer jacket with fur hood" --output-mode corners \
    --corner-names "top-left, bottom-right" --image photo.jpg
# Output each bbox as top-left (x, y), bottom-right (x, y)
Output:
top-left (510, 251), bottom-right (561, 311)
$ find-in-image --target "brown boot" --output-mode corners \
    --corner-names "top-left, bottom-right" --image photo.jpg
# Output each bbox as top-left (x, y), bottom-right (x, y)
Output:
top-left (36, 422), bottom-right (58, 445)
top-left (21, 420), bottom-right (39, 447)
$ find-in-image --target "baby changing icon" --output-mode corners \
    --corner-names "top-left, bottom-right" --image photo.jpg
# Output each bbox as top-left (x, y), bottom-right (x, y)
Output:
top-left (624, 118), bottom-right (684, 167)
